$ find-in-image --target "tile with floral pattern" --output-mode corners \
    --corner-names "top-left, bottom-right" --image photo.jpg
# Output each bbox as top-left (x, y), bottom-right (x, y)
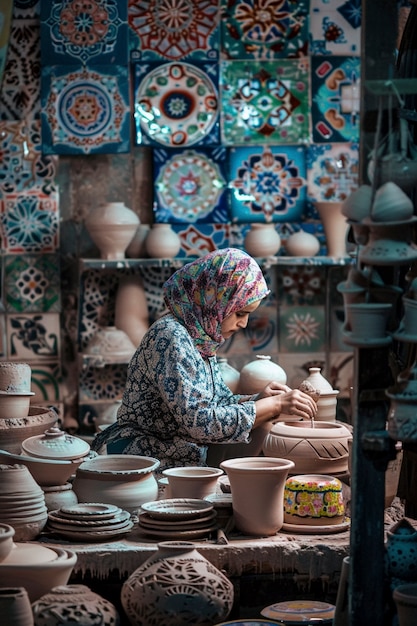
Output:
top-left (279, 305), bottom-right (325, 353)
top-left (4, 254), bottom-right (61, 313)
top-left (172, 223), bottom-right (230, 258)
top-left (129, 0), bottom-right (220, 61)
top-left (310, 0), bottom-right (361, 56)
top-left (221, 59), bottom-right (310, 145)
top-left (41, 64), bottom-right (131, 155)
top-left (311, 55), bottom-right (360, 143)
top-left (0, 120), bottom-right (57, 195)
top-left (6, 313), bottom-right (61, 360)
top-left (218, 304), bottom-right (278, 357)
top-left (30, 361), bottom-right (62, 403)
top-left (41, 0), bottom-right (128, 66)
top-left (277, 264), bottom-right (326, 306)
top-left (306, 143), bottom-right (359, 202)
top-left (229, 145), bottom-right (306, 223)
top-left (0, 191), bottom-right (59, 253)
top-left (221, 0), bottom-right (309, 59)
top-left (134, 61), bottom-right (220, 147)
top-left (153, 147), bottom-right (229, 223)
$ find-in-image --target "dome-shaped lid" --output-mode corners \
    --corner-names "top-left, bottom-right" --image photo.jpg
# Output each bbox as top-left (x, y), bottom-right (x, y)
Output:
top-left (2, 542), bottom-right (58, 565)
top-left (21, 427), bottom-right (90, 460)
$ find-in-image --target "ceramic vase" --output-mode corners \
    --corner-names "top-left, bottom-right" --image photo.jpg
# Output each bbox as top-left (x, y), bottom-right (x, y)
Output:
top-left (238, 355), bottom-right (287, 394)
top-left (302, 367), bottom-right (339, 422)
top-left (217, 357), bottom-right (240, 393)
top-left (32, 584), bottom-right (120, 626)
top-left (220, 456), bottom-right (295, 536)
top-left (145, 224), bottom-right (181, 258)
top-left (315, 201), bottom-right (349, 257)
top-left (126, 224), bottom-right (151, 258)
top-left (244, 223), bottom-right (281, 257)
top-left (85, 202), bottom-right (140, 260)
top-left (114, 274), bottom-right (149, 348)
top-left (0, 587), bottom-right (34, 626)
top-left (393, 583), bottom-right (417, 626)
top-left (285, 230), bottom-right (320, 257)
top-left (385, 518), bottom-right (417, 584)
top-left (121, 541), bottom-right (234, 626)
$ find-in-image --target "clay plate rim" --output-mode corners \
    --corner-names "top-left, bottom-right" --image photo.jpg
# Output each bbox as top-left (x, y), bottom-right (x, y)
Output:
top-left (140, 498), bottom-right (214, 520)
top-left (281, 517), bottom-right (350, 534)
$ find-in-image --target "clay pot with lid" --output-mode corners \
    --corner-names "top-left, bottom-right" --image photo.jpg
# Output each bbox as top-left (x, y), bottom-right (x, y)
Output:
top-left (21, 426), bottom-right (90, 461)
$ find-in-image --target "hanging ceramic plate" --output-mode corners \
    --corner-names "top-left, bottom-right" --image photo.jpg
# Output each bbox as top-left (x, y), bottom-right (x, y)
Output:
top-left (135, 62), bottom-right (219, 147)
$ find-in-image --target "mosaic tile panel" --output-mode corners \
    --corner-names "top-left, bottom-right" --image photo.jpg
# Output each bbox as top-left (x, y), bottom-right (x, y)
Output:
top-left (306, 142), bottom-right (359, 202)
top-left (41, 0), bottom-right (128, 66)
top-left (78, 269), bottom-right (120, 350)
top-left (221, 0), bottom-right (310, 59)
top-left (278, 305), bottom-right (326, 353)
top-left (310, 0), bottom-right (361, 56)
top-left (134, 61), bottom-right (220, 147)
top-left (30, 361), bottom-right (62, 403)
top-left (41, 64), bottom-right (131, 155)
top-left (220, 59), bottom-right (310, 145)
top-left (153, 147), bottom-right (229, 223)
top-left (0, 18), bottom-right (41, 120)
top-left (0, 120), bottom-right (57, 194)
top-left (129, 0), bottom-right (220, 61)
top-left (4, 253), bottom-right (61, 313)
top-left (311, 55), bottom-right (360, 143)
top-left (6, 312), bottom-right (61, 360)
top-left (173, 222), bottom-right (230, 258)
top-left (229, 145), bottom-right (306, 223)
top-left (0, 191), bottom-right (59, 253)
top-left (277, 265), bottom-right (327, 306)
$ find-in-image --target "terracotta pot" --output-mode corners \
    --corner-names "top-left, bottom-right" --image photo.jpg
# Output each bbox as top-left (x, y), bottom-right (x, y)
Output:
top-left (0, 587), bottom-right (34, 626)
top-left (85, 202), bottom-right (140, 260)
top-left (0, 406), bottom-right (58, 454)
top-left (0, 523), bottom-right (15, 563)
top-left (301, 368), bottom-right (339, 422)
top-left (263, 420), bottom-right (352, 475)
top-left (0, 362), bottom-right (32, 394)
top-left (42, 483), bottom-right (78, 512)
top-left (162, 466), bottom-right (223, 499)
top-left (126, 224), bottom-right (150, 258)
top-left (345, 302), bottom-right (392, 341)
top-left (21, 427), bottom-right (90, 461)
top-left (32, 584), bottom-right (120, 626)
top-left (217, 357), bottom-right (240, 394)
top-left (145, 224), bottom-right (181, 258)
top-left (393, 583), bottom-right (417, 626)
top-left (114, 274), bottom-right (149, 348)
top-left (121, 541), bottom-right (234, 626)
top-left (238, 355), bottom-right (287, 394)
top-left (244, 223), bottom-right (281, 257)
top-left (0, 449), bottom-right (92, 487)
top-left (285, 230), bottom-right (320, 257)
top-left (72, 454), bottom-right (160, 514)
top-left (0, 393), bottom-right (34, 419)
top-left (220, 456), bottom-right (295, 536)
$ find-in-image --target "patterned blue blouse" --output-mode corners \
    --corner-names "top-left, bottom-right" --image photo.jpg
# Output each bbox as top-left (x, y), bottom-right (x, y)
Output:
top-left (91, 314), bottom-right (257, 470)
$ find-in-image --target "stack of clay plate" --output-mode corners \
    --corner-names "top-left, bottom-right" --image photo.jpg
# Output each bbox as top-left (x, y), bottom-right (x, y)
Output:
top-left (45, 503), bottom-right (134, 541)
top-left (0, 464), bottom-right (48, 541)
top-left (138, 498), bottom-right (218, 540)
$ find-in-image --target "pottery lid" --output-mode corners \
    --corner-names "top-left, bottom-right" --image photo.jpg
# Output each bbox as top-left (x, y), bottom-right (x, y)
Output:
top-left (21, 427), bottom-right (90, 460)
top-left (3, 542), bottom-right (59, 565)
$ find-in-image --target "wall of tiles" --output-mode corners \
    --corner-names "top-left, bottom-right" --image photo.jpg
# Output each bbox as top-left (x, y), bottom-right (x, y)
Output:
top-left (0, 0), bottom-right (388, 430)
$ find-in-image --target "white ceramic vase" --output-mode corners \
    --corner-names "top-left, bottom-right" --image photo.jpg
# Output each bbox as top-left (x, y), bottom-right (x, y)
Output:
top-left (285, 230), bottom-right (320, 257)
top-left (238, 355), bottom-right (287, 394)
top-left (145, 224), bottom-right (181, 258)
top-left (85, 202), bottom-right (140, 260)
top-left (220, 456), bottom-right (295, 536)
top-left (121, 541), bottom-right (234, 626)
top-left (217, 357), bottom-right (240, 393)
top-left (244, 223), bottom-right (281, 257)
top-left (316, 201), bottom-right (349, 257)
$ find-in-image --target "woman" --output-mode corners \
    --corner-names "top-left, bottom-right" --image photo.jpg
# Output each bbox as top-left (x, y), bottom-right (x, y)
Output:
top-left (91, 248), bottom-right (317, 470)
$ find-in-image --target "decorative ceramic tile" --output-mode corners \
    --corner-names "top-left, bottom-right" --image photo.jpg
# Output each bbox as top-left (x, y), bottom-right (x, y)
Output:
top-left (221, 59), bottom-right (310, 145)
top-left (221, 0), bottom-right (310, 59)
top-left (79, 364), bottom-right (128, 401)
top-left (4, 254), bottom-right (61, 313)
top-left (6, 312), bottom-right (61, 360)
top-left (229, 146), bottom-right (306, 223)
top-left (0, 191), bottom-right (59, 253)
top-left (279, 305), bottom-right (325, 353)
top-left (307, 143), bottom-right (359, 201)
top-left (0, 120), bottom-right (57, 194)
top-left (277, 265), bottom-right (326, 306)
top-left (134, 61), bottom-right (220, 147)
top-left (310, 0), bottom-right (361, 56)
top-left (153, 147), bottom-right (229, 223)
top-left (129, 0), bottom-right (220, 61)
top-left (12, 0), bottom-right (41, 18)
top-left (0, 19), bottom-right (41, 120)
top-left (41, 0), bottom-right (128, 65)
top-left (311, 55), bottom-right (360, 143)
top-left (41, 64), bottom-right (131, 155)
top-left (172, 223), bottom-right (230, 258)
top-left (78, 268), bottom-right (120, 350)
top-left (217, 304), bottom-right (278, 356)
top-left (30, 361), bottom-right (62, 403)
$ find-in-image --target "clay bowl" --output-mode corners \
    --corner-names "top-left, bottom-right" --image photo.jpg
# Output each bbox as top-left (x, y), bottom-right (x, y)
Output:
top-left (0, 406), bottom-right (59, 454)
top-left (0, 523), bottom-right (15, 563)
top-left (0, 544), bottom-right (77, 602)
top-left (162, 466), bottom-right (224, 499)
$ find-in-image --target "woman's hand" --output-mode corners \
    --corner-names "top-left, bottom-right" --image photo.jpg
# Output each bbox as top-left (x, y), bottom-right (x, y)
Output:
top-left (275, 389), bottom-right (318, 421)
top-left (253, 386), bottom-right (318, 428)
top-left (257, 381), bottom-right (292, 399)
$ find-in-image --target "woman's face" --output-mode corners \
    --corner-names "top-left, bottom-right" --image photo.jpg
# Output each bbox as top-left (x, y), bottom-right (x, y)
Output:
top-left (220, 300), bottom-right (261, 339)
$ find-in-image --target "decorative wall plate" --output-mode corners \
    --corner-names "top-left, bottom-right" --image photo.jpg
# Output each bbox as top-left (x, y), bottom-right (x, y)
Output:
top-left (134, 61), bottom-right (219, 146)
top-left (307, 143), bottom-right (359, 202)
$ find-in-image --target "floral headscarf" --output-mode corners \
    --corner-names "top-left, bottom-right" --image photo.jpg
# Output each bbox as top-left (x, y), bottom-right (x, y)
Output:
top-left (163, 248), bottom-right (270, 357)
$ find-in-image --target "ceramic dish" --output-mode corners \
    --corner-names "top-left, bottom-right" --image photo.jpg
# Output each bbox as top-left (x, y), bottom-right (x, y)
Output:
top-left (137, 523), bottom-right (218, 541)
top-left (138, 510), bottom-right (216, 529)
top-left (281, 517), bottom-right (350, 534)
top-left (59, 503), bottom-right (120, 519)
top-left (47, 520), bottom-right (134, 542)
top-left (261, 599), bottom-right (335, 623)
top-left (140, 498), bottom-right (214, 520)
top-left (48, 508), bottom-right (130, 527)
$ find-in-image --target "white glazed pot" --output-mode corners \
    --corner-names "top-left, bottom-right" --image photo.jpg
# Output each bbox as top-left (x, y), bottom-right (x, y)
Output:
top-left (238, 355), bottom-right (287, 394)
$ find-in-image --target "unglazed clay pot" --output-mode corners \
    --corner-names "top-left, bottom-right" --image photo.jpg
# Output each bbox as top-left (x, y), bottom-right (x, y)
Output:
top-left (162, 466), bottom-right (224, 499)
top-left (0, 406), bottom-right (59, 454)
top-left (0, 587), bottom-right (34, 626)
top-left (145, 224), bottom-right (181, 258)
top-left (315, 201), bottom-right (349, 257)
top-left (238, 355), bottom-right (287, 394)
top-left (72, 454), bottom-right (160, 513)
top-left (393, 583), bottom-right (417, 626)
top-left (244, 223), bottom-right (281, 257)
top-left (220, 456), bottom-right (295, 536)
top-left (114, 274), bottom-right (149, 348)
top-left (42, 483), bottom-right (78, 512)
top-left (0, 362), bottom-right (32, 394)
top-left (263, 420), bottom-right (352, 475)
top-left (285, 230), bottom-right (320, 257)
top-left (85, 202), bottom-right (140, 260)
top-left (121, 541), bottom-right (234, 626)
top-left (32, 584), bottom-right (120, 626)
top-left (0, 523), bottom-right (15, 562)
top-left (302, 367), bottom-right (339, 422)
top-left (84, 326), bottom-right (137, 367)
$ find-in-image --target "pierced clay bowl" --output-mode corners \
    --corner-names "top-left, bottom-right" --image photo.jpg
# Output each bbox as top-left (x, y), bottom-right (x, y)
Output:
top-left (162, 466), bottom-right (224, 499)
